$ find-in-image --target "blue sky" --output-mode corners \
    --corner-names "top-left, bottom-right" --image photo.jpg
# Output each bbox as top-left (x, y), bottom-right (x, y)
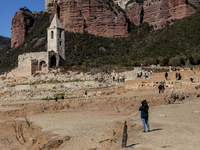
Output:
top-left (0, 0), bottom-right (45, 38)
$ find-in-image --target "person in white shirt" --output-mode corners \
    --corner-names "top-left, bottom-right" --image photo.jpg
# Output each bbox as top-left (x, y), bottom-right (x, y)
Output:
top-left (190, 75), bottom-right (194, 83)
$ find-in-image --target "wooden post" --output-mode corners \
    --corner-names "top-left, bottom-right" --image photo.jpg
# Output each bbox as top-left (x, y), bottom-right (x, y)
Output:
top-left (121, 121), bottom-right (128, 149)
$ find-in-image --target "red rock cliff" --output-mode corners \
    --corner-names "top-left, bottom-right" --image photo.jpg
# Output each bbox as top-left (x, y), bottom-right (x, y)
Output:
top-left (125, 0), bottom-right (199, 28)
top-left (11, 0), bottom-right (199, 49)
top-left (59, 0), bottom-right (128, 37)
top-left (11, 9), bottom-right (43, 49)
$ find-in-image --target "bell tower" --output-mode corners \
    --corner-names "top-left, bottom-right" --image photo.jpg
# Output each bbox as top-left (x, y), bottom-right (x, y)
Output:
top-left (47, 13), bottom-right (65, 68)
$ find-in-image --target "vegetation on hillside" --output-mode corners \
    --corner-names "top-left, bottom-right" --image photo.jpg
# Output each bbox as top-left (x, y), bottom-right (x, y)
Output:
top-left (65, 9), bottom-right (200, 67)
top-left (0, 13), bottom-right (50, 73)
top-left (0, 36), bottom-right (11, 50)
top-left (1, 8), bottom-right (200, 73)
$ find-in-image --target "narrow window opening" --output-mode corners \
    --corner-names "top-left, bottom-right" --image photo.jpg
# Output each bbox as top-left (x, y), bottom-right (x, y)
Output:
top-left (51, 31), bottom-right (54, 39)
top-left (59, 31), bottom-right (62, 39)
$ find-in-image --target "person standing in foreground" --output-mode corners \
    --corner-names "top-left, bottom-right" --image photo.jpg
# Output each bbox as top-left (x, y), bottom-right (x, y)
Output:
top-left (139, 100), bottom-right (150, 133)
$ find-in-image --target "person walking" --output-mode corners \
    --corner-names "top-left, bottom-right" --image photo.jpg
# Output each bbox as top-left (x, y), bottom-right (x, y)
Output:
top-left (165, 72), bottom-right (168, 80)
top-left (137, 71), bottom-right (140, 77)
top-left (146, 73), bottom-right (148, 79)
top-left (176, 72), bottom-right (178, 80)
top-left (161, 82), bottom-right (165, 93)
top-left (139, 100), bottom-right (150, 133)
top-left (190, 75), bottom-right (194, 83)
top-left (122, 77), bottom-right (125, 82)
top-left (85, 91), bottom-right (88, 98)
top-left (178, 73), bottom-right (181, 80)
top-left (140, 71), bottom-right (142, 78)
top-left (158, 83), bottom-right (162, 94)
top-left (54, 97), bottom-right (58, 102)
top-left (144, 73), bottom-right (147, 79)
top-left (61, 95), bottom-right (64, 101)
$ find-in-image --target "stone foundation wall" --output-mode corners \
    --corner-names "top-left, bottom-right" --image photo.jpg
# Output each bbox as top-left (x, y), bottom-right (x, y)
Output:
top-left (7, 67), bottom-right (32, 78)
top-left (7, 52), bottom-right (48, 78)
top-left (18, 52), bottom-right (47, 67)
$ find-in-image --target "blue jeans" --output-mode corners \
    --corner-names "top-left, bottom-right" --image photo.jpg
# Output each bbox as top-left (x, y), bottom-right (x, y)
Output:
top-left (142, 118), bottom-right (150, 131)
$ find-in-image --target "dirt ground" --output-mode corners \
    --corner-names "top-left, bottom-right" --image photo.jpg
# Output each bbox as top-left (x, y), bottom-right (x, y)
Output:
top-left (23, 97), bottom-right (200, 150)
top-left (1, 70), bottom-right (200, 150)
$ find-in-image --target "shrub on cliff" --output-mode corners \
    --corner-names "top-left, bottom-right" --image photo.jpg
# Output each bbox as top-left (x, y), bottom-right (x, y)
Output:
top-left (0, 36), bottom-right (10, 50)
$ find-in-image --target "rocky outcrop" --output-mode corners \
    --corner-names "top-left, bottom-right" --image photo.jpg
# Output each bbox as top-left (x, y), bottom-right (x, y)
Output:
top-left (12, 0), bottom-right (128, 49)
top-left (125, 0), bottom-right (199, 28)
top-left (49, 1), bottom-right (60, 22)
top-left (59, 0), bottom-right (128, 37)
top-left (11, 8), bottom-right (43, 49)
top-left (45, 0), bottom-right (61, 12)
top-left (33, 37), bottom-right (46, 48)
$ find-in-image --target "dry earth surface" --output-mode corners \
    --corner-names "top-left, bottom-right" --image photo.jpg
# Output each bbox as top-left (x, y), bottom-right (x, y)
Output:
top-left (0, 69), bottom-right (200, 150)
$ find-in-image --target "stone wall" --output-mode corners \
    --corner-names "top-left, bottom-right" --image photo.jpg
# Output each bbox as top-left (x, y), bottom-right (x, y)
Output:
top-left (7, 52), bottom-right (48, 78)
top-left (18, 52), bottom-right (47, 67)
top-left (7, 67), bottom-right (32, 78)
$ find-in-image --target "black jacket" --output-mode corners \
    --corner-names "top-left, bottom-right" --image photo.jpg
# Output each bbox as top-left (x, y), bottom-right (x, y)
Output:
top-left (139, 106), bottom-right (148, 119)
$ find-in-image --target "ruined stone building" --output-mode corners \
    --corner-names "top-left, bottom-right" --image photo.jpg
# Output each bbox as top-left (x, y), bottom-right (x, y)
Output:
top-left (7, 14), bottom-right (65, 78)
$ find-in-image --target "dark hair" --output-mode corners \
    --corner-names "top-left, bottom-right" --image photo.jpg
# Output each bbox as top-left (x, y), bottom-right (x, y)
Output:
top-left (142, 100), bottom-right (148, 113)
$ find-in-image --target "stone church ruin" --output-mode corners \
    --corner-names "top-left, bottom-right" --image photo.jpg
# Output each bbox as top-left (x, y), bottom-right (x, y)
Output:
top-left (7, 14), bottom-right (65, 78)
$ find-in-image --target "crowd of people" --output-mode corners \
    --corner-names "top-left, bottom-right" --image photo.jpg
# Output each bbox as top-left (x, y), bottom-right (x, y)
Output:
top-left (113, 76), bottom-right (125, 82)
